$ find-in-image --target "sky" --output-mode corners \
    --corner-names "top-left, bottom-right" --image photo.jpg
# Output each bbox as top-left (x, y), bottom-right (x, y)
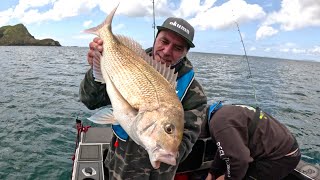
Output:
top-left (1, 0), bottom-right (320, 62)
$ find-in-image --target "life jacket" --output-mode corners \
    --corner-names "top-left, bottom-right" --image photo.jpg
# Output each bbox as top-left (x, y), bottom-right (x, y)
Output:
top-left (207, 101), bottom-right (223, 123)
top-left (112, 69), bottom-right (195, 141)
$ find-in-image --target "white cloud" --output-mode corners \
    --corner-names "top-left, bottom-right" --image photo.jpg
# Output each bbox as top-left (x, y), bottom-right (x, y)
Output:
top-left (0, 8), bottom-right (14, 26)
top-left (277, 44), bottom-right (320, 55)
top-left (4, 0), bottom-right (319, 33)
top-left (12, 0), bottom-right (56, 18)
top-left (4, 0), bottom-right (101, 24)
top-left (284, 42), bottom-right (296, 47)
top-left (240, 32), bottom-right (246, 40)
top-left (262, 0), bottom-right (320, 31)
top-left (188, 0), bottom-right (266, 30)
top-left (308, 46), bottom-right (320, 54)
top-left (0, 0), bottom-right (170, 25)
top-left (292, 48), bottom-right (306, 54)
top-left (255, 0), bottom-right (320, 39)
top-left (264, 47), bottom-right (271, 52)
top-left (256, 25), bottom-right (279, 40)
top-left (249, 46), bottom-right (256, 51)
top-left (279, 42), bottom-right (297, 52)
top-left (280, 48), bottom-right (290, 52)
top-left (0, 0), bottom-right (266, 30)
top-left (173, 0), bottom-right (217, 18)
top-left (98, 0), bottom-right (157, 17)
top-left (83, 20), bottom-right (92, 28)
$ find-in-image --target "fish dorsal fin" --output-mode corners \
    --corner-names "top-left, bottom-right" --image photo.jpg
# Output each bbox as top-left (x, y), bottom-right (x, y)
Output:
top-left (150, 58), bottom-right (177, 88)
top-left (116, 34), bottom-right (146, 59)
top-left (115, 34), bottom-right (177, 88)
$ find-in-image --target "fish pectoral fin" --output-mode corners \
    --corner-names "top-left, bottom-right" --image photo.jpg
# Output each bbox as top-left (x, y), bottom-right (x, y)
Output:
top-left (92, 57), bottom-right (105, 83)
top-left (84, 3), bottom-right (121, 83)
top-left (87, 107), bottom-right (116, 124)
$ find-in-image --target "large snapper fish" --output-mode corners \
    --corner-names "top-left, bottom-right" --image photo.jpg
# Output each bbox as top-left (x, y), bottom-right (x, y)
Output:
top-left (85, 4), bottom-right (184, 169)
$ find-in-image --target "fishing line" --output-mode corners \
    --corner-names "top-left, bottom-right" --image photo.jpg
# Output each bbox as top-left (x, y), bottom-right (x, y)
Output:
top-left (233, 16), bottom-right (259, 106)
top-left (152, 0), bottom-right (156, 40)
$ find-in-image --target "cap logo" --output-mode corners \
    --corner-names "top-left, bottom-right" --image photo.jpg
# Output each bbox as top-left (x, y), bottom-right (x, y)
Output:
top-left (169, 21), bottom-right (190, 35)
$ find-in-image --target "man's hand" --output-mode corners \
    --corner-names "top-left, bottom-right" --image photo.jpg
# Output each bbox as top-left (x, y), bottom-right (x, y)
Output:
top-left (87, 37), bottom-right (103, 66)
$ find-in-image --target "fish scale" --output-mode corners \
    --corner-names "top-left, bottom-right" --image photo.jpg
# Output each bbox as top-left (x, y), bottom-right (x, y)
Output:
top-left (102, 42), bottom-right (177, 109)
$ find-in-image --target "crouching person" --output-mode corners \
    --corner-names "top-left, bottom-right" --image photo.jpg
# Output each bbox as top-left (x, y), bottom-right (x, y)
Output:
top-left (205, 102), bottom-right (301, 180)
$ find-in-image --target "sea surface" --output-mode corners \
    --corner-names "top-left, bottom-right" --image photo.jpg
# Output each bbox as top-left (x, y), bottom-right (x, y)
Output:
top-left (0, 46), bottom-right (319, 179)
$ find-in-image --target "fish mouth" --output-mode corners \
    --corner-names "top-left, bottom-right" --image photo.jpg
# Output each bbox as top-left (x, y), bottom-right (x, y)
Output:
top-left (149, 146), bottom-right (178, 169)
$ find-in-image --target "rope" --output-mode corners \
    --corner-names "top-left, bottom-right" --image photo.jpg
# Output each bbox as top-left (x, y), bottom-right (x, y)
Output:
top-left (71, 118), bottom-right (91, 161)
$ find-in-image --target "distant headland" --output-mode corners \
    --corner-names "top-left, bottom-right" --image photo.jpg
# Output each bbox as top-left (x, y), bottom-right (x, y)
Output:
top-left (0, 23), bottom-right (61, 46)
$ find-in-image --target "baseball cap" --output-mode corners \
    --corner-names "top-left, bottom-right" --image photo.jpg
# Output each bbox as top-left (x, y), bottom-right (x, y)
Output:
top-left (157, 17), bottom-right (195, 48)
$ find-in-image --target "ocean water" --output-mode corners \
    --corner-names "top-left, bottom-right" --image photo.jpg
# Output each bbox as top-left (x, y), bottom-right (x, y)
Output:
top-left (0, 46), bottom-right (319, 179)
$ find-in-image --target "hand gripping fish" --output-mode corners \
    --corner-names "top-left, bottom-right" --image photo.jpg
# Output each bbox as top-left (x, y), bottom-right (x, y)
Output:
top-left (84, 4), bottom-right (184, 169)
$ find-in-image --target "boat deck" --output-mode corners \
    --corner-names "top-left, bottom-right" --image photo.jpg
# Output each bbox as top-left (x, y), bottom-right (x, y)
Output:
top-left (71, 127), bottom-right (320, 180)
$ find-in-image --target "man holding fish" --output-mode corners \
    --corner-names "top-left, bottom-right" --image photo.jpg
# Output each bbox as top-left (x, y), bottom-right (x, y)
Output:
top-left (79, 4), bottom-right (207, 180)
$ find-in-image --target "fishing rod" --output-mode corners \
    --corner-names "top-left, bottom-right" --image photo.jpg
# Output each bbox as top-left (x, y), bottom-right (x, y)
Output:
top-left (152, 0), bottom-right (156, 40)
top-left (234, 20), bottom-right (259, 106)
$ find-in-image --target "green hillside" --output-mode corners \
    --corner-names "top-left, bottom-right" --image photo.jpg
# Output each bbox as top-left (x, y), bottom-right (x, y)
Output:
top-left (0, 23), bottom-right (61, 46)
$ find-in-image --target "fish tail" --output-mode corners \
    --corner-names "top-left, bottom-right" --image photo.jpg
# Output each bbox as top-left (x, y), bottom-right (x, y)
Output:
top-left (83, 3), bottom-right (120, 35)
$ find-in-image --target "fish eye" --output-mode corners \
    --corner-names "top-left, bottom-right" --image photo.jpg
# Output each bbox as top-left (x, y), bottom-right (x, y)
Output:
top-left (164, 123), bottom-right (175, 134)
